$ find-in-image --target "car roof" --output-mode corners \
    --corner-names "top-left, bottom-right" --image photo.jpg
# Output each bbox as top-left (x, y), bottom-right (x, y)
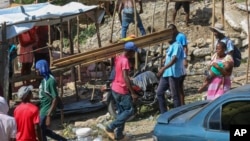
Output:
top-left (221, 84), bottom-right (250, 98)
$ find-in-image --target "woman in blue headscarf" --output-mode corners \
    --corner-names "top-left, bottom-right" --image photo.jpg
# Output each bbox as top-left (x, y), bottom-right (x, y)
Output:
top-left (35, 59), bottom-right (66, 141)
top-left (8, 43), bottom-right (17, 100)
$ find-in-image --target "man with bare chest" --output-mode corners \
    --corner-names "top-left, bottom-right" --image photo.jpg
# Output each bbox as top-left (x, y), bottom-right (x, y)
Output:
top-left (118, 0), bottom-right (146, 38)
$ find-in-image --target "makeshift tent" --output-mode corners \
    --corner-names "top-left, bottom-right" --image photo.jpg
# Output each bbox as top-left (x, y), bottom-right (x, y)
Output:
top-left (0, 1), bottom-right (104, 41)
top-left (0, 1), bottom-right (105, 103)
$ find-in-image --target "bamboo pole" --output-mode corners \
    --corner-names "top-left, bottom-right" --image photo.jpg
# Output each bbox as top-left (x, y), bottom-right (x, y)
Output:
top-left (211, 0), bottom-right (215, 56)
top-left (221, 0), bottom-right (224, 27)
top-left (245, 0), bottom-right (250, 84)
top-left (109, 0), bottom-right (118, 43)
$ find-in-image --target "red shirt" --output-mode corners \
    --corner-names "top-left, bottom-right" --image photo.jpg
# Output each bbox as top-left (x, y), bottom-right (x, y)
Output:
top-left (111, 55), bottom-right (130, 94)
top-left (14, 103), bottom-right (40, 141)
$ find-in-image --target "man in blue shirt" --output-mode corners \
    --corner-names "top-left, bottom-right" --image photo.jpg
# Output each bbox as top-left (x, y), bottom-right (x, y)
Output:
top-left (156, 31), bottom-right (185, 114)
top-left (169, 24), bottom-right (188, 106)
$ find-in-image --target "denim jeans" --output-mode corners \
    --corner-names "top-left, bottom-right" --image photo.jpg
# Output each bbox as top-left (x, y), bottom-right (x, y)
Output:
top-left (156, 76), bottom-right (181, 114)
top-left (121, 10), bottom-right (146, 38)
top-left (168, 76), bottom-right (181, 108)
top-left (108, 91), bottom-right (134, 138)
top-left (40, 115), bottom-right (67, 141)
top-left (156, 77), bottom-right (169, 114)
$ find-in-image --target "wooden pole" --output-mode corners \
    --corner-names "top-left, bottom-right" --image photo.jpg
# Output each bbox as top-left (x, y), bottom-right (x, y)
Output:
top-left (151, 0), bottom-right (156, 33)
top-left (211, 0), bottom-right (215, 56)
top-left (48, 25), bottom-right (53, 67)
top-left (95, 9), bottom-right (102, 48)
top-left (159, 1), bottom-right (169, 68)
top-left (68, 20), bottom-right (79, 101)
top-left (245, 0), bottom-right (250, 84)
top-left (0, 22), bottom-right (10, 103)
top-left (77, 0), bottom-right (82, 82)
top-left (132, 0), bottom-right (138, 36)
top-left (132, 0), bottom-right (139, 70)
top-left (145, 0), bottom-right (157, 69)
top-left (109, 0), bottom-right (118, 43)
top-left (221, 0), bottom-right (225, 27)
top-left (59, 18), bottom-right (64, 124)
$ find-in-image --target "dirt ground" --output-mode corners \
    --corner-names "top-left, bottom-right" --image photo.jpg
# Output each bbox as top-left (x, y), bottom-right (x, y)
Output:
top-left (10, 1), bottom-right (248, 141)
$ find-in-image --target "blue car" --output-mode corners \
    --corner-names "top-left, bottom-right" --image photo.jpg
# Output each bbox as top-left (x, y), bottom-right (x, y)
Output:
top-left (153, 84), bottom-right (250, 141)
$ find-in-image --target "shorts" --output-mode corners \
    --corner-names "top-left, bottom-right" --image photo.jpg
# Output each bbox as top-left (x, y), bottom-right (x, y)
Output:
top-left (175, 2), bottom-right (190, 13)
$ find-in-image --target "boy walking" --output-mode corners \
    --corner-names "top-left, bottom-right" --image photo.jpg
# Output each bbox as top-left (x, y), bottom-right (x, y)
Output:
top-left (14, 85), bottom-right (42, 141)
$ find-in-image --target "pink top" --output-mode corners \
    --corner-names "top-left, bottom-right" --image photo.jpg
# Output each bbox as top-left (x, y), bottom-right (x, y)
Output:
top-left (111, 55), bottom-right (130, 94)
top-left (19, 44), bottom-right (34, 63)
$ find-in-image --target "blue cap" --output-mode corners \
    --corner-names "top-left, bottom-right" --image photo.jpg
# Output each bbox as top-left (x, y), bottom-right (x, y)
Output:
top-left (124, 42), bottom-right (139, 52)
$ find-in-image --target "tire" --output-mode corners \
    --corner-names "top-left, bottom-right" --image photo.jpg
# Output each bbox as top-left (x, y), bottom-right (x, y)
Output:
top-left (107, 98), bottom-right (136, 121)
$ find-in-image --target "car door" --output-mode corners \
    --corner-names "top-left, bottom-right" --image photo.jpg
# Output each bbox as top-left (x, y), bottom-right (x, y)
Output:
top-left (205, 107), bottom-right (229, 141)
top-left (205, 99), bottom-right (250, 141)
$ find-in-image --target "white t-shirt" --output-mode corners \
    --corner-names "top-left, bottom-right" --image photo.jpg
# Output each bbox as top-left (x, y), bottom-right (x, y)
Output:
top-left (0, 97), bottom-right (17, 141)
top-left (0, 114), bottom-right (17, 141)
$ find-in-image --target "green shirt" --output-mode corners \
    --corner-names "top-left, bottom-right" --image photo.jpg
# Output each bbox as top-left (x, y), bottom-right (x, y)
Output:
top-left (39, 75), bottom-right (58, 116)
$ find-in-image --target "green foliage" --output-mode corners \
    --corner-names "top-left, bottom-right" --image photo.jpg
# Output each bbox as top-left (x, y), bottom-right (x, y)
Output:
top-left (235, 0), bottom-right (245, 3)
top-left (15, 0), bottom-right (35, 4)
top-left (63, 38), bottom-right (69, 48)
top-left (74, 24), bottom-right (96, 45)
top-left (50, 0), bottom-right (75, 5)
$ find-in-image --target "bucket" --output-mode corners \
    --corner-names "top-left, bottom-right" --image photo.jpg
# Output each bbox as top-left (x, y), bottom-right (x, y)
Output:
top-left (75, 128), bottom-right (92, 141)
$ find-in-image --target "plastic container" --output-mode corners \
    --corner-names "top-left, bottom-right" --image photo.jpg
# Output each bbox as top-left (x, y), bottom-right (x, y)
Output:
top-left (75, 128), bottom-right (92, 141)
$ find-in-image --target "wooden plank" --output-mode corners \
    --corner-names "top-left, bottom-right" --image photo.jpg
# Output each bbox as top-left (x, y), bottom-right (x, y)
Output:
top-left (53, 28), bottom-right (171, 64)
top-left (53, 28), bottom-right (172, 68)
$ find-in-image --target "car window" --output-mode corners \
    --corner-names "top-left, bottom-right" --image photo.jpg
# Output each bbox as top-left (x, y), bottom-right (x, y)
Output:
top-left (221, 101), bottom-right (250, 130)
top-left (207, 100), bottom-right (250, 131)
top-left (208, 108), bottom-right (221, 130)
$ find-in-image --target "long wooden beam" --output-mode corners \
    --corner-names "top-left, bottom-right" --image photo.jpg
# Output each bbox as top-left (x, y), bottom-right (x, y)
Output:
top-left (53, 28), bottom-right (172, 68)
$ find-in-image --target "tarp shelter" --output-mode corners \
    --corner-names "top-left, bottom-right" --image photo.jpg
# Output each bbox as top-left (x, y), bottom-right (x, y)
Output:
top-left (0, 1), bottom-right (105, 102)
top-left (0, 1), bottom-right (104, 41)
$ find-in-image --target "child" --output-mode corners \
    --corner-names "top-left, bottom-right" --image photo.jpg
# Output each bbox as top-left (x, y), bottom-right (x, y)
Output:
top-left (198, 61), bottom-right (231, 93)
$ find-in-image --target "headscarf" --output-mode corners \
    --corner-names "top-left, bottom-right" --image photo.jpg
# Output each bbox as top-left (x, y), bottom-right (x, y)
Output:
top-left (9, 44), bottom-right (17, 62)
top-left (0, 96), bottom-right (9, 114)
top-left (35, 59), bottom-right (51, 80)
